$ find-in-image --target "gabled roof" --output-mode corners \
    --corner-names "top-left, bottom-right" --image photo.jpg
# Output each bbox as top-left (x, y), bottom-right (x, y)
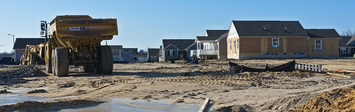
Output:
top-left (13, 38), bottom-right (46, 49)
top-left (148, 48), bottom-right (159, 56)
top-left (123, 48), bottom-right (138, 54)
top-left (206, 30), bottom-right (229, 37)
top-left (197, 30), bottom-right (229, 41)
top-left (347, 36), bottom-right (355, 46)
top-left (305, 29), bottom-right (340, 38)
top-left (185, 42), bottom-right (197, 50)
top-left (339, 36), bottom-right (352, 47)
top-left (162, 39), bottom-right (195, 50)
top-left (109, 45), bottom-right (123, 50)
top-left (232, 21), bottom-right (309, 37)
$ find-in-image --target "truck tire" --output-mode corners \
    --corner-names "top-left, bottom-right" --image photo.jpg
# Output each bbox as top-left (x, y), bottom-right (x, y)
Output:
top-left (84, 65), bottom-right (95, 73)
top-left (99, 46), bottom-right (113, 74)
top-left (30, 53), bottom-right (36, 65)
top-left (53, 47), bottom-right (69, 77)
top-left (46, 49), bottom-right (52, 73)
top-left (51, 49), bottom-right (56, 76)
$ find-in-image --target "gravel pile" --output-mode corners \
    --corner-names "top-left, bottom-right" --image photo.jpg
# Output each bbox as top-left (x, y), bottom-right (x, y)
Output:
top-left (0, 66), bottom-right (46, 85)
top-left (0, 66), bottom-right (45, 78)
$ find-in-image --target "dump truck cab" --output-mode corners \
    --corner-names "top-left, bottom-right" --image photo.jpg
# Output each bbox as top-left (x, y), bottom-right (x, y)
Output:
top-left (45, 15), bottom-right (118, 76)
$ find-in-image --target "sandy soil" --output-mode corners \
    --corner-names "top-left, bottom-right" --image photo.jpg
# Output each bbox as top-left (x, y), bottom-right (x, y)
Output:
top-left (0, 59), bottom-right (354, 112)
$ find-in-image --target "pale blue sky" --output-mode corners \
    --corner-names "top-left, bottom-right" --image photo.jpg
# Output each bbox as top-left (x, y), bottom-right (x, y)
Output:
top-left (0, 0), bottom-right (354, 52)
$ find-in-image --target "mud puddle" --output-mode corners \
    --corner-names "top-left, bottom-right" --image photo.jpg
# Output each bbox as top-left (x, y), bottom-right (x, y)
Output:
top-left (58, 98), bottom-right (201, 112)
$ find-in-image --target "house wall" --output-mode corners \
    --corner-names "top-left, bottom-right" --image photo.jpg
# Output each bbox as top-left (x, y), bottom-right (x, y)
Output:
top-left (227, 37), bottom-right (239, 59)
top-left (240, 38), bottom-right (261, 53)
top-left (14, 49), bottom-right (23, 62)
top-left (218, 38), bottom-right (227, 59)
top-left (228, 37), bottom-right (309, 59)
top-left (164, 46), bottom-right (179, 61)
top-left (120, 50), bottom-right (135, 62)
top-left (308, 38), bottom-right (339, 57)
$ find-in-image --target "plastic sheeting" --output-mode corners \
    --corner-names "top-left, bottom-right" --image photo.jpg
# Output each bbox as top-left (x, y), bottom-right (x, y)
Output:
top-left (228, 60), bottom-right (295, 73)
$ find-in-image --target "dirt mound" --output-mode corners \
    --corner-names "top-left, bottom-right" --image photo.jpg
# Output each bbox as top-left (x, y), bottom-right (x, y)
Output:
top-left (0, 89), bottom-right (11, 94)
top-left (0, 99), bottom-right (105, 112)
top-left (286, 85), bottom-right (355, 112)
top-left (0, 66), bottom-right (45, 78)
top-left (85, 80), bottom-right (113, 88)
top-left (210, 105), bottom-right (252, 112)
top-left (0, 66), bottom-right (47, 85)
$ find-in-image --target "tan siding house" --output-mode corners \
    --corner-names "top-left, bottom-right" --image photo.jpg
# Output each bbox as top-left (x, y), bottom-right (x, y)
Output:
top-left (227, 21), bottom-right (340, 59)
top-left (227, 21), bottom-right (309, 59)
top-left (305, 29), bottom-right (340, 57)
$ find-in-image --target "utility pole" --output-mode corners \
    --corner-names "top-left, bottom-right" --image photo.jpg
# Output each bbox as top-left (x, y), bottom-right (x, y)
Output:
top-left (7, 34), bottom-right (14, 48)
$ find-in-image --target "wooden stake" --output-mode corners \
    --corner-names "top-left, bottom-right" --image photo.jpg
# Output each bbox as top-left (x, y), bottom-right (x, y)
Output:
top-left (198, 98), bottom-right (210, 112)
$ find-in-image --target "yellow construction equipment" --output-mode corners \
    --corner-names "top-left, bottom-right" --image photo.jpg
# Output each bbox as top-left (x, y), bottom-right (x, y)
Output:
top-left (40, 15), bottom-right (118, 76)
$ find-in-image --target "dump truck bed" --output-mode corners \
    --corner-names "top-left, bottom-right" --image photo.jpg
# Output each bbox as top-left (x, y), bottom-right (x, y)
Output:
top-left (50, 19), bottom-right (118, 40)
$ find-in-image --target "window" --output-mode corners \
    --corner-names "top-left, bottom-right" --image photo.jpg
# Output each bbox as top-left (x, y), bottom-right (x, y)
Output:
top-left (229, 40), bottom-right (232, 50)
top-left (315, 40), bottom-right (322, 51)
top-left (233, 40), bottom-right (236, 54)
top-left (169, 50), bottom-right (173, 56)
top-left (237, 38), bottom-right (239, 50)
top-left (272, 38), bottom-right (279, 47)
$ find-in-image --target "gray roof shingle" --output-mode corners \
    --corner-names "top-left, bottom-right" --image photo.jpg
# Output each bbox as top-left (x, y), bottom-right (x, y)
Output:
top-left (197, 30), bottom-right (229, 41)
top-left (13, 38), bottom-right (46, 49)
top-left (232, 21), bottom-right (309, 37)
top-left (339, 36), bottom-right (352, 47)
top-left (347, 36), bottom-right (355, 46)
top-left (163, 39), bottom-right (195, 50)
top-left (305, 29), bottom-right (340, 38)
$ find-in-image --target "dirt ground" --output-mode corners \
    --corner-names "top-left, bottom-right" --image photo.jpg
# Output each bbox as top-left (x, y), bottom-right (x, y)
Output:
top-left (0, 59), bottom-right (355, 112)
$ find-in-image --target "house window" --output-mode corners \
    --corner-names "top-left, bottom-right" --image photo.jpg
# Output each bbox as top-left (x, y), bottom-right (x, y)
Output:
top-left (315, 40), bottom-right (322, 51)
top-left (233, 40), bottom-right (236, 54)
top-left (229, 40), bottom-right (232, 50)
top-left (169, 50), bottom-right (174, 56)
top-left (237, 38), bottom-right (239, 50)
top-left (272, 38), bottom-right (279, 47)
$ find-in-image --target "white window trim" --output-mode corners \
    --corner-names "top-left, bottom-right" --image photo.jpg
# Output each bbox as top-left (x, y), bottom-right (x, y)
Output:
top-left (315, 40), bottom-right (322, 51)
top-left (169, 50), bottom-right (173, 56)
top-left (272, 38), bottom-right (279, 47)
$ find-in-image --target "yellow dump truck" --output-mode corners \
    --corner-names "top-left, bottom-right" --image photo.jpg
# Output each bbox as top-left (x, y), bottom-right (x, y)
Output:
top-left (20, 44), bottom-right (46, 65)
top-left (43, 15), bottom-right (118, 76)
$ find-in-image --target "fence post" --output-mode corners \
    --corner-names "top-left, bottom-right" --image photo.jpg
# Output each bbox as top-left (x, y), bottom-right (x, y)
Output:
top-left (318, 65), bottom-right (322, 72)
top-left (298, 63), bottom-right (300, 69)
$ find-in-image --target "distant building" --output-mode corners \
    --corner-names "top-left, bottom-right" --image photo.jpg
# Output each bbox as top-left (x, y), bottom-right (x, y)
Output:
top-left (194, 30), bottom-right (229, 59)
top-left (340, 36), bottom-right (355, 57)
top-left (13, 38), bottom-right (45, 62)
top-left (159, 39), bottom-right (195, 61)
top-left (110, 45), bottom-right (136, 63)
top-left (147, 48), bottom-right (159, 62)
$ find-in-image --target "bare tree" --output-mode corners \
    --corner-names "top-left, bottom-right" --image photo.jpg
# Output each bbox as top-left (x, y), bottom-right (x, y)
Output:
top-left (342, 28), bottom-right (355, 36)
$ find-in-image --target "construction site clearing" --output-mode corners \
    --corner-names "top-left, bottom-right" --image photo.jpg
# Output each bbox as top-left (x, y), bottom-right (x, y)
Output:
top-left (0, 59), bottom-right (355, 112)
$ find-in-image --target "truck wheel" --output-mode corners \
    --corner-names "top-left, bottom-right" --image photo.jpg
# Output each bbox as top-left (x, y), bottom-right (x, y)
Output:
top-left (51, 49), bottom-right (56, 76)
top-left (99, 46), bottom-right (113, 74)
top-left (84, 65), bottom-right (95, 73)
top-left (46, 51), bottom-right (52, 73)
top-left (30, 53), bottom-right (36, 65)
top-left (54, 47), bottom-right (69, 77)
